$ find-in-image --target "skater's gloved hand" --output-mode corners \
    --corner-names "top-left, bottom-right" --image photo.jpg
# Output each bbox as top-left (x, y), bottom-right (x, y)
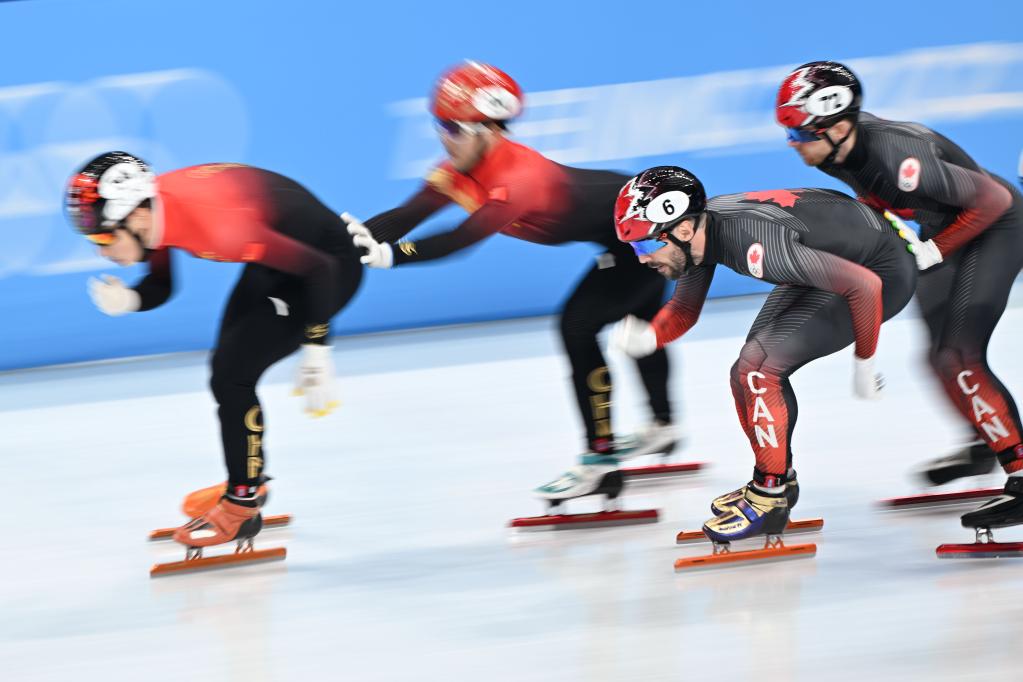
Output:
top-left (294, 344), bottom-right (338, 417)
top-left (853, 355), bottom-right (884, 400)
top-left (87, 274), bottom-right (141, 316)
top-left (610, 315), bottom-right (658, 358)
top-left (883, 210), bottom-right (942, 271)
top-left (343, 212), bottom-right (393, 269)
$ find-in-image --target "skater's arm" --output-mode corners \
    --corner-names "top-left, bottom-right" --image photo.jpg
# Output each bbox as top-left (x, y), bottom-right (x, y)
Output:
top-left (776, 238), bottom-right (883, 360)
top-left (363, 185), bottom-right (452, 243)
top-left (133, 248), bottom-right (174, 311)
top-left (651, 265), bottom-right (715, 346)
top-left (388, 199), bottom-right (523, 265)
top-left (904, 159), bottom-right (1012, 257)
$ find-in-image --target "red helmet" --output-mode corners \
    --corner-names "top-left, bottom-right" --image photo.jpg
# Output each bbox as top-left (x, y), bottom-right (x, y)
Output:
top-left (431, 61), bottom-right (524, 122)
top-left (776, 61), bottom-right (862, 130)
top-left (614, 166), bottom-right (707, 242)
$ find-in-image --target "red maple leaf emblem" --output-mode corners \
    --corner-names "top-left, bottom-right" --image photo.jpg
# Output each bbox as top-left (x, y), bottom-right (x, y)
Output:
top-left (901, 165), bottom-right (916, 179)
top-left (749, 249), bottom-right (761, 265)
top-left (744, 190), bottom-right (802, 208)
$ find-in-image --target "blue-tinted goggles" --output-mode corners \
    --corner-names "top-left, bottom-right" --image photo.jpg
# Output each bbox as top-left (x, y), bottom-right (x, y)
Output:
top-left (630, 236), bottom-right (671, 257)
top-left (786, 127), bottom-right (822, 143)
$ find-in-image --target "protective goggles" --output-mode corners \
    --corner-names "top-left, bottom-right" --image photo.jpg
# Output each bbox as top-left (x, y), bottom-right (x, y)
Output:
top-left (629, 235), bottom-right (671, 257)
top-left (85, 231), bottom-right (117, 246)
top-left (435, 119), bottom-right (484, 138)
top-left (786, 127), bottom-right (822, 143)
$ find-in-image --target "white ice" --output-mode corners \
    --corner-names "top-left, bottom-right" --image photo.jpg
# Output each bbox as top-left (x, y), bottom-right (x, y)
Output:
top-left (2, 284), bottom-right (1023, 682)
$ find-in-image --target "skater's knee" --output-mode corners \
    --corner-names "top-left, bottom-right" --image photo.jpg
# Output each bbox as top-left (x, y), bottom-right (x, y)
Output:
top-left (931, 345), bottom-right (982, 381)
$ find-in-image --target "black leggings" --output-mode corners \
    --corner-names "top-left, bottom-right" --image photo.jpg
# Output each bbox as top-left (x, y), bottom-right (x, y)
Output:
top-left (211, 254), bottom-right (362, 490)
top-left (560, 244), bottom-right (672, 453)
top-left (916, 202), bottom-right (1023, 469)
top-left (730, 252), bottom-right (916, 477)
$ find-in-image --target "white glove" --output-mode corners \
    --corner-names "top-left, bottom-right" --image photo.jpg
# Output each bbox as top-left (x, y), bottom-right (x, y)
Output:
top-left (882, 210), bottom-right (942, 271)
top-left (911, 238), bottom-right (943, 271)
top-left (610, 315), bottom-right (659, 358)
top-left (87, 274), bottom-right (140, 316)
top-left (343, 211), bottom-right (393, 269)
top-left (853, 355), bottom-right (884, 401)
top-left (293, 344), bottom-right (338, 417)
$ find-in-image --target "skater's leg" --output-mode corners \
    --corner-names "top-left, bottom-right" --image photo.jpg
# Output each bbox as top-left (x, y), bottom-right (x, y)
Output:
top-left (628, 268), bottom-right (672, 424)
top-left (559, 250), bottom-right (673, 454)
top-left (925, 224), bottom-right (1023, 473)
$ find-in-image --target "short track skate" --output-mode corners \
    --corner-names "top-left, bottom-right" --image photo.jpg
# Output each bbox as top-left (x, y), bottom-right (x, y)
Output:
top-left (675, 517), bottom-right (824, 545)
top-left (879, 487), bottom-right (1002, 510)
top-left (511, 470), bottom-right (659, 530)
top-left (936, 527), bottom-right (1023, 559)
top-left (150, 513), bottom-right (286, 577)
top-left (620, 460), bottom-right (707, 481)
top-left (674, 534), bottom-right (817, 571)
top-left (149, 514), bottom-right (292, 540)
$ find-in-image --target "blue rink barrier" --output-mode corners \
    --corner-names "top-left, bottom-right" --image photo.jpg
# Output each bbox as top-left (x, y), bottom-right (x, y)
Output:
top-left (0, 1), bottom-right (1020, 369)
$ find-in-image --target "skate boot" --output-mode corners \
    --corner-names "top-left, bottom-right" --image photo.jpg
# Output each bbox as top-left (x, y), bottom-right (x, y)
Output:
top-left (960, 477), bottom-right (1023, 531)
top-left (182, 481), bottom-right (270, 519)
top-left (172, 496), bottom-right (262, 548)
top-left (711, 471), bottom-right (799, 516)
top-left (534, 453), bottom-right (623, 513)
top-left (614, 421), bottom-right (680, 461)
top-left (515, 453), bottom-right (659, 529)
top-left (917, 441), bottom-right (996, 487)
top-left (702, 484), bottom-right (790, 544)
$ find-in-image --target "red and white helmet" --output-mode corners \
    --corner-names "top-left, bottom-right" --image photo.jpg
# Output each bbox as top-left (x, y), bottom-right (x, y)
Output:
top-left (431, 61), bottom-right (524, 122)
top-left (776, 61), bottom-right (862, 130)
top-left (614, 166), bottom-right (707, 242)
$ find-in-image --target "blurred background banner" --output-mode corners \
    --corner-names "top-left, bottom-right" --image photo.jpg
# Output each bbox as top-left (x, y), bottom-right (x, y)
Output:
top-left (0, 0), bottom-right (1020, 369)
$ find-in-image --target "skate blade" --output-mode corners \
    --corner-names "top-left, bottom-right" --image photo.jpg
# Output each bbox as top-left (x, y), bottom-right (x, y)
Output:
top-left (148, 514), bottom-right (292, 541)
top-left (620, 462), bottom-right (706, 480)
top-left (675, 518), bottom-right (824, 545)
top-left (674, 542), bottom-right (816, 571)
top-left (509, 509), bottom-right (659, 531)
top-left (880, 488), bottom-right (1002, 510)
top-left (150, 546), bottom-right (286, 577)
top-left (936, 541), bottom-right (1023, 559)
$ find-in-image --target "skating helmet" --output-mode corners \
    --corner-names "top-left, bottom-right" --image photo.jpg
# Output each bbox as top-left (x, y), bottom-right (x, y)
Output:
top-left (614, 166), bottom-right (707, 243)
top-left (65, 151), bottom-right (156, 245)
top-left (776, 61), bottom-right (862, 133)
top-left (431, 61), bottom-right (524, 123)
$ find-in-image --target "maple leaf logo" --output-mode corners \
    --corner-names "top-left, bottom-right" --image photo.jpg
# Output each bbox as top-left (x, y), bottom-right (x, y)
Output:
top-left (744, 190), bottom-right (802, 208)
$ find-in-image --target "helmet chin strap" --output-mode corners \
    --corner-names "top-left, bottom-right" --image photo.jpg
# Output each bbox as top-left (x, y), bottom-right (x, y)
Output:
top-left (661, 217), bottom-right (702, 274)
top-left (817, 125), bottom-right (853, 167)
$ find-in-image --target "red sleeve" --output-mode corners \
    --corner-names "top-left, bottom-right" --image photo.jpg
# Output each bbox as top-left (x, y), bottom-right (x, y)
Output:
top-left (929, 169), bottom-right (1012, 256)
top-left (652, 264), bottom-right (715, 346)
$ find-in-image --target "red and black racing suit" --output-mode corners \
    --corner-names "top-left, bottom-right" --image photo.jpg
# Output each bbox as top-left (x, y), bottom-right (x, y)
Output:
top-left (818, 112), bottom-right (1023, 472)
top-left (132, 164), bottom-right (363, 495)
top-left (364, 137), bottom-right (672, 454)
top-left (651, 189), bottom-right (916, 483)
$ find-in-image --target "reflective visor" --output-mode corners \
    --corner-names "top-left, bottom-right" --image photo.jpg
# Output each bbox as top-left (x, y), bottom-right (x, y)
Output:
top-left (630, 237), bottom-right (670, 257)
top-left (786, 127), bottom-right (822, 143)
top-left (435, 119), bottom-right (480, 138)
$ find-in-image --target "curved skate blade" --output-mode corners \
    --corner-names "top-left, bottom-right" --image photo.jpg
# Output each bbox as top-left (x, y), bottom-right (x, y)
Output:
top-left (150, 546), bottom-right (286, 577)
top-left (880, 488), bottom-right (1002, 510)
top-left (674, 542), bottom-right (816, 571)
top-left (675, 518), bottom-right (824, 545)
top-left (509, 509), bottom-right (659, 531)
top-left (936, 541), bottom-right (1023, 559)
top-left (620, 462), bottom-right (706, 480)
top-left (148, 514), bottom-right (292, 541)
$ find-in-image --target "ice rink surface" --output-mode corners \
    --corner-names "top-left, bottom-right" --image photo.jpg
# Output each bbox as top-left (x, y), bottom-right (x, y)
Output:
top-left (2, 285), bottom-right (1023, 682)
